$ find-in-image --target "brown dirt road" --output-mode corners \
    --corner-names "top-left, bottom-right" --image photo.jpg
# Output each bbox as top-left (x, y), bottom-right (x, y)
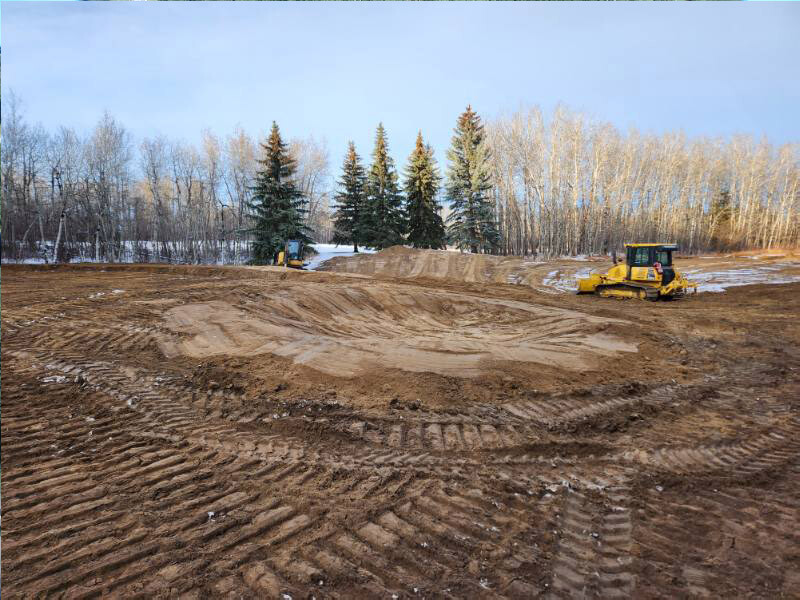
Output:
top-left (2, 259), bottom-right (799, 598)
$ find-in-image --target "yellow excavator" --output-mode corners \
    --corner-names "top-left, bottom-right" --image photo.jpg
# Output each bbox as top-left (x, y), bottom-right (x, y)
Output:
top-left (577, 243), bottom-right (697, 300)
top-left (276, 239), bottom-right (305, 269)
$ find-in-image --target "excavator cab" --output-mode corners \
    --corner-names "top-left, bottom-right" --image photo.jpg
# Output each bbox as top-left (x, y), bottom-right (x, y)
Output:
top-left (277, 239), bottom-right (305, 269)
top-left (578, 243), bottom-right (696, 300)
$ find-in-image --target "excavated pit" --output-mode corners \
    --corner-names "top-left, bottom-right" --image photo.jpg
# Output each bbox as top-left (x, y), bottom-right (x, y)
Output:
top-left (157, 284), bottom-right (637, 377)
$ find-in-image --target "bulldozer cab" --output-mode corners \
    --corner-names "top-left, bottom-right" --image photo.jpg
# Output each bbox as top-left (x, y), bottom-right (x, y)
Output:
top-left (624, 244), bottom-right (677, 284)
top-left (625, 244), bottom-right (674, 267)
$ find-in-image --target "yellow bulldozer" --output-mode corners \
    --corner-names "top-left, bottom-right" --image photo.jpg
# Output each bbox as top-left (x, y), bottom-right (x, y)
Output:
top-left (276, 239), bottom-right (305, 269)
top-left (577, 243), bottom-right (696, 300)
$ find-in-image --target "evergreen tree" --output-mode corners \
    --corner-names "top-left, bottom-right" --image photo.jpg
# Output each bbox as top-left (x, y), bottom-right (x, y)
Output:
top-left (247, 122), bottom-right (313, 264)
top-left (444, 105), bottom-right (499, 253)
top-left (404, 131), bottom-right (445, 249)
top-left (332, 141), bottom-right (368, 252)
top-left (710, 188), bottom-right (733, 250)
top-left (364, 123), bottom-right (406, 249)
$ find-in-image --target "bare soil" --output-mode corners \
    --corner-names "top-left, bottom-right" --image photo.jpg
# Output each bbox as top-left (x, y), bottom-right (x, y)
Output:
top-left (319, 245), bottom-right (800, 294)
top-left (2, 258), bottom-right (799, 598)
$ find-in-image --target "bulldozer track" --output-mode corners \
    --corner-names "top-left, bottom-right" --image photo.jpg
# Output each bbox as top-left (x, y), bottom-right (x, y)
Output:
top-left (631, 463), bottom-right (800, 598)
top-left (626, 421), bottom-right (800, 476)
top-left (547, 483), bottom-right (635, 599)
top-left (2, 264), bottom-right (799, 597)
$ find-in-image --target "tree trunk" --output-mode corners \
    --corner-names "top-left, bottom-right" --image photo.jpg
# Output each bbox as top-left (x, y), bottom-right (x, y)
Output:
top-left (53, 212), bottom-right (65, 263)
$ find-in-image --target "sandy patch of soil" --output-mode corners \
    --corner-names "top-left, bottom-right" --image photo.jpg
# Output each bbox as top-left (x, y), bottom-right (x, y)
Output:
top-left (158, 284), bottom-right (636, 377)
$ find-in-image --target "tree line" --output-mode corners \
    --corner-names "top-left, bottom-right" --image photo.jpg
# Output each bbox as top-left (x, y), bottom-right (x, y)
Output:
top-left (1, 93), bottom-right (332, 264)
top-left (255, 107), bottom-right (500, 263)
top-left (2, 94), bottom-right (798, 264)
top-left (488, 105), bottom-right (800, 256)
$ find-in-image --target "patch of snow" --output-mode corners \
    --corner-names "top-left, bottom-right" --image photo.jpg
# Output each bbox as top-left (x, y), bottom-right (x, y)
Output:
top-left (1, 257), bottom-right (48, 264)
top-left (305, 243), bottom-right (376, 271)
top-left (684, 263), bottom-right (800, 292)
top-left (42, 375), bottom-right (67, 384)
top-left (541, 267), bottom-right (596, 293)
top-left (111, 289), bottom-right (125, 294)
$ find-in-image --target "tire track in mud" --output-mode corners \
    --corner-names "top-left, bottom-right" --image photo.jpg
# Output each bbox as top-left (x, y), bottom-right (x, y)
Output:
top-left (625, 422), bottom-right (800, 477)
top-left (291, 480), bottom-right (563, 598)
top-left (617, 385), bottom-right (800, 478)
top-left (1, 350), bottom-right (619, 598)
top-left (5, 346), bottom-right (547, 596)
top-left (632, 464), bottom-right (800, 598)
top-left (3, 349), bottom-right (615, 479)
top-left (1, 367), bottom-right (318, 598)
top-left (14, 322), bottom-right (162, 357)
top-left (0, 377), bottom-right (532, 597)
top-left (547, 479), bottom-right (635, 599)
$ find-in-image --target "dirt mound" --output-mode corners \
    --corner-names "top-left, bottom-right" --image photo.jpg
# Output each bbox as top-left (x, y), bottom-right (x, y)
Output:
top-left (373, 244), bottom-right (418, 256)
top-left (158, 283), bottom-right (636, 377)
top-left (320, 247), bottom-right (800, 294)
top-left (320, 246), bottom-right (567, 286)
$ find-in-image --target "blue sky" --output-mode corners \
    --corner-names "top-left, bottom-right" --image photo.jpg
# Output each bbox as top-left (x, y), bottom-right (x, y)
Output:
top-left (2, 1), bottom-right (799, 175)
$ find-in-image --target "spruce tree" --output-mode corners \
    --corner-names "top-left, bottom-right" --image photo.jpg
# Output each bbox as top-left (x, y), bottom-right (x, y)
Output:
top-left (364, 123), bottom-right (406, 249)
top-left (404, 131), bottom-right (445, 249)
top-left (332, 141), bottom-right (368, 252)
top-left (247, 122), bottom-right (313, 264)
top-left (444, 105), bottom-right (499, 253)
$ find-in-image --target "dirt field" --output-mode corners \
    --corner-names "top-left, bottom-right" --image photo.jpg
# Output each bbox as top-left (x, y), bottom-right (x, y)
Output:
top-left (2, 257), bottom-right (799, 598)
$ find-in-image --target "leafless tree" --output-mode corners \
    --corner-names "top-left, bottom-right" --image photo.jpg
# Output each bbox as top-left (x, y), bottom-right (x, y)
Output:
top-left (487, 105), bottom-right (799, 256)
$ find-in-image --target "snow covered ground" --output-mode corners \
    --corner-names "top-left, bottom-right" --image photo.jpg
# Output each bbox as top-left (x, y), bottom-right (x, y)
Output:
top-left (540, 267), bottom-right (596, 294)
top-left (683, 263), bottom-right (800, 293)
top-left (1, 241), bottom-right (374, 269)
top-left (305, 243), bottom-right (376, 271)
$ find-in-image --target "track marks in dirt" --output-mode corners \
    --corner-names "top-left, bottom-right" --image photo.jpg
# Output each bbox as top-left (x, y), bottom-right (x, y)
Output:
top-left (630, 422), bottom-right (800, 477)
top-left (633, 468), bottom-right (800, 598)
top-left (297, 484), bottom-right (546, 597)
top-left (548, 482), bottom-right (635, 599)
top-left (4, 265), bottom-right (800, 597)
top-left (1, 370), bottom-right (317, 598)
top-left (620, 386), bottom-right (800, 478)
top-left (342, 416), bottom-right (526, 452)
